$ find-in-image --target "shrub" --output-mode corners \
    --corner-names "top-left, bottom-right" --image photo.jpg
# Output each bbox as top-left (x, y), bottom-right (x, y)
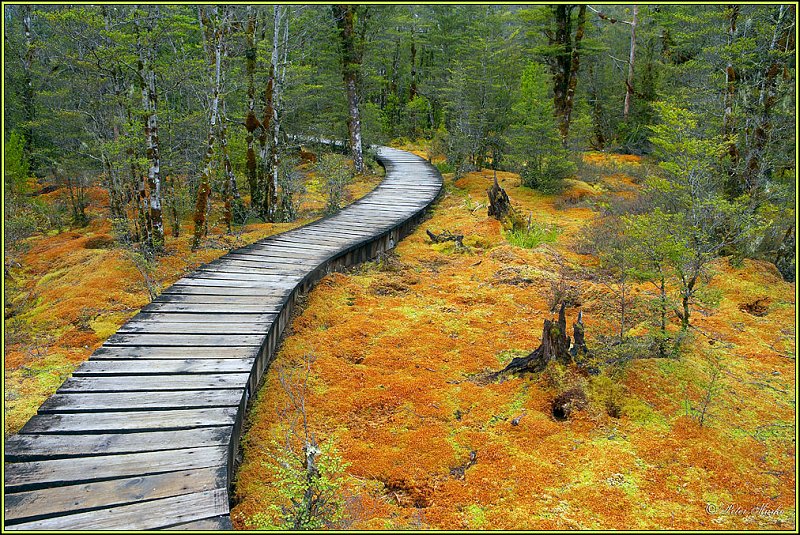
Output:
top-left (251, 437), bottom-right (350, 530)
top-left (315, 153), bottom-right (352, 215)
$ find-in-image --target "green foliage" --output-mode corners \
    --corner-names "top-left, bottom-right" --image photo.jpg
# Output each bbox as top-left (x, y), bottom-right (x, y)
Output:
top-left (4, 131), bottom-right (31, 194)
top-left (251, 438), bottom-right (349, 530)
top-left (508, 62), bottom-right (575, 192)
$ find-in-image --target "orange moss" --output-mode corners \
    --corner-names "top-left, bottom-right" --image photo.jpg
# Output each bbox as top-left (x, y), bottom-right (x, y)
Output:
top-left (232, 149), bottom-right (795, 530)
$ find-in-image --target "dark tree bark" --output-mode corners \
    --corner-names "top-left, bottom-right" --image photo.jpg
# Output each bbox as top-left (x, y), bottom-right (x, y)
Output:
top-left (333, 4), bottom-right (366, 174)
top-left (498, 303), bottom-right (574, 376)
top-left (244, 8), bottom-right (260, 211)
top-left (487, 173), bottom-right (525, 231)
top-left (548, 4), bottom-right (587, 144)
top-left (722, 5), bottom-right (741, 196)
top-left (20, 5), bottom-right (36, 166)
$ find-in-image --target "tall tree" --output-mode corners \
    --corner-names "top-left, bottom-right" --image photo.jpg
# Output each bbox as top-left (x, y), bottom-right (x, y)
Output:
top-left (623, 5), bottom-right (638, 120)
top-left (244, 7), bottom-right (260, 211)
top-left (546, 4), bottom-right (587, 143)
top-left (333, 4), bottom-right (367, 174)
top-left (192, 6), bottom-right (223, 250)
top-left (134, 6), bottom-right (164, 250)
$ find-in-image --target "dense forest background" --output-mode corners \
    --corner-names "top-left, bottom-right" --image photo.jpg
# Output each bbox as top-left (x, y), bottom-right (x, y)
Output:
top-left (4, 4), bottom-right (795, 280)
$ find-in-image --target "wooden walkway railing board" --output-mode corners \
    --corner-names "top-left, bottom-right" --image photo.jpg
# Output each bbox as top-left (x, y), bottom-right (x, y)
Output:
top-left (3, 146), bottom-right (442, 530)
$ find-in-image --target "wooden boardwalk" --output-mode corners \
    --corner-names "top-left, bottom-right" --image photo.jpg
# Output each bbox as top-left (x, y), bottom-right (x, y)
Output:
top-left (3, 146), bottom-right (442, 530)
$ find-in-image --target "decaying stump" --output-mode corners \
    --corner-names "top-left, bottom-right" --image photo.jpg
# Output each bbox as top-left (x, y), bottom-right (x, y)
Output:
top-left (426, 229), bottom-right (464, 248)
top-left (495, 303), bottom-right (592, 377)
top-left (486, 173), bottom-right (525, 231)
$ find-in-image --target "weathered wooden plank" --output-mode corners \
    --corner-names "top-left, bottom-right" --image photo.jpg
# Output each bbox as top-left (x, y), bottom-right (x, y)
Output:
top-left (20, 408), bottom-right (238, 434)
top-left (104, 333), bottom-right (265, 346)
top-left (4, 446), bottom-right (229, 491)
top-left (158, 285), bottom-right (289, 297)
top-left (75, 359), bottom-right (253, 375)
top-left (117, 321), bottom-right (269, 335)
top-left (196, 265), bottom-right (307, 276)
top-left (4, 466), bottom-right (227, 523)
top-left (164, 514), bottom-right (233, 530)
top-left (39, 389), bottom-right (244, 413)
top-left (58, 374), bottom-right (251, 393)
top-left (130, 310), bottom-right (276, 322)
top-left (91, 346), bottom-right (258, 359)
top-left (5, 488), bottom-right (229, 530)
top-left (236, 246), bottom-right (325, 258)
top-left (4, 428), bottom-right (231, 461)
top-left (184, 272), bottom-right (304, 283)
top-left (172, 278), bottom-right (298, 289)
top-left (142, 302), bottom-right (283, 314)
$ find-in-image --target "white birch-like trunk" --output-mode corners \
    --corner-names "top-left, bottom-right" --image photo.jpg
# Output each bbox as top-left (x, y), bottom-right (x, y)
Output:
top-left (623, 5), bottom-right (638, 120)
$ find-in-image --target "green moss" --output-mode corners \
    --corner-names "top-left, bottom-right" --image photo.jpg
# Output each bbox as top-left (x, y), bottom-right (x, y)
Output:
top-left (464, 504), bottom-right (488, 529)
top-left (622, 398), bottom-right (670, 431)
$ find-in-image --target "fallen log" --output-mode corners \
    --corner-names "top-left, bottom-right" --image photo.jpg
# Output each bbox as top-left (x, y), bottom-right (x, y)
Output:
top-left (426, 229), bottom-right (464, 248)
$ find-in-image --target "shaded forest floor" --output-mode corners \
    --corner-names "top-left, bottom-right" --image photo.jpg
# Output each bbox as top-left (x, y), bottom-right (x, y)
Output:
top-left (231, 148), bottom-right (796, 529)
top-left (3, 158), bottom-right (383, 436)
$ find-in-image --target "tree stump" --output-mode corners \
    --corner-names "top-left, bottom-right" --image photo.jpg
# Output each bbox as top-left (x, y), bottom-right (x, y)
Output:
top-left (498, 303), bottom-right (574, 376)
top-left (486, 173), bottom-right (525, 231)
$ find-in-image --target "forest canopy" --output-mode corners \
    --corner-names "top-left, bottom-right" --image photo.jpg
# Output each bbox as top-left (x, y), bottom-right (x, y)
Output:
top-left (4, 4), bottom-right (795, 278)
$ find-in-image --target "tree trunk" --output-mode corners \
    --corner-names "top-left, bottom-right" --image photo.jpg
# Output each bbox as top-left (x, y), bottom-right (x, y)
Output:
top-left (743, 5), bottom-right (794, 195)
top-left (497, 303), bottom-right (575, 376)
top-left (268, 5), bottom-right (283, 222)
top-left (20, 5), bottom-right (36, 165)
top-left (135, 7), bottom-right (164, 251)
top-left (192, 6), bottom-right (222, 251)
top-left (244, 8), bottom-right (260, 211)
top-left (218, 15), bottom-right (237, 232)
top-left (410, 37), bottom-right (418, 100)
top-left (551, 5), bottom-right (587, 144)
top-left (622, 4), bottom-right (638, 120)
top-left (334, 4), bottom-right (365, 174)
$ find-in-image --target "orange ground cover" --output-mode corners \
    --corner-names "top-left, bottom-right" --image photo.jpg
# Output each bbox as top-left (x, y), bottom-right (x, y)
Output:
top-left (231, 152), bottom-right (795, 529)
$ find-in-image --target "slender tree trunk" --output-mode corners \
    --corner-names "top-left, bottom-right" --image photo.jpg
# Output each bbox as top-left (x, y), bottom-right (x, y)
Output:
top-left (143, 54), bottom-right (163, 248)
top-left (410, 37), bottom-right (418, 99)
top-left (21, 5), bottom-right (36, 164)
top-left (623, 4), bottom-right (638, 120)
top-left (334, 4), bottom-right (365, 174)
top-left (722, 4), bottom-right (740, 195)
top-left (192, 7), bottom-right (222, 250)
top-left (218, 15), bottom-right (237, 232)
top-left (658, 272), bottom-right (667, 357)
top-left (244, 8), bottom-right (260, 211)
top-left (268, 5), bottom-right (283, 221)
top-left (135, 7), bottom-right (164, 251)
top-left (588, 62), bottom-right (605, 149)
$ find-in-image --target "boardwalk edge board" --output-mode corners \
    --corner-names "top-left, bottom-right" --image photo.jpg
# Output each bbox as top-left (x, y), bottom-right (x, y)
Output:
top-left (3, 145), bottom-right (442, 530)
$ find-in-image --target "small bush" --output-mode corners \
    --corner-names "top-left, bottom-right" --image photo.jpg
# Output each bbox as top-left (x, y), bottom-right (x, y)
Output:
top-left (315, 153), bottom-right (353, 215)
top-left (519, 155), bottom-right (576, 193)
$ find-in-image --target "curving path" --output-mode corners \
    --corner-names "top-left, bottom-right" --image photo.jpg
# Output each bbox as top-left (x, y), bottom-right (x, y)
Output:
top-left (3, 146), bottom-right (442, 530)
